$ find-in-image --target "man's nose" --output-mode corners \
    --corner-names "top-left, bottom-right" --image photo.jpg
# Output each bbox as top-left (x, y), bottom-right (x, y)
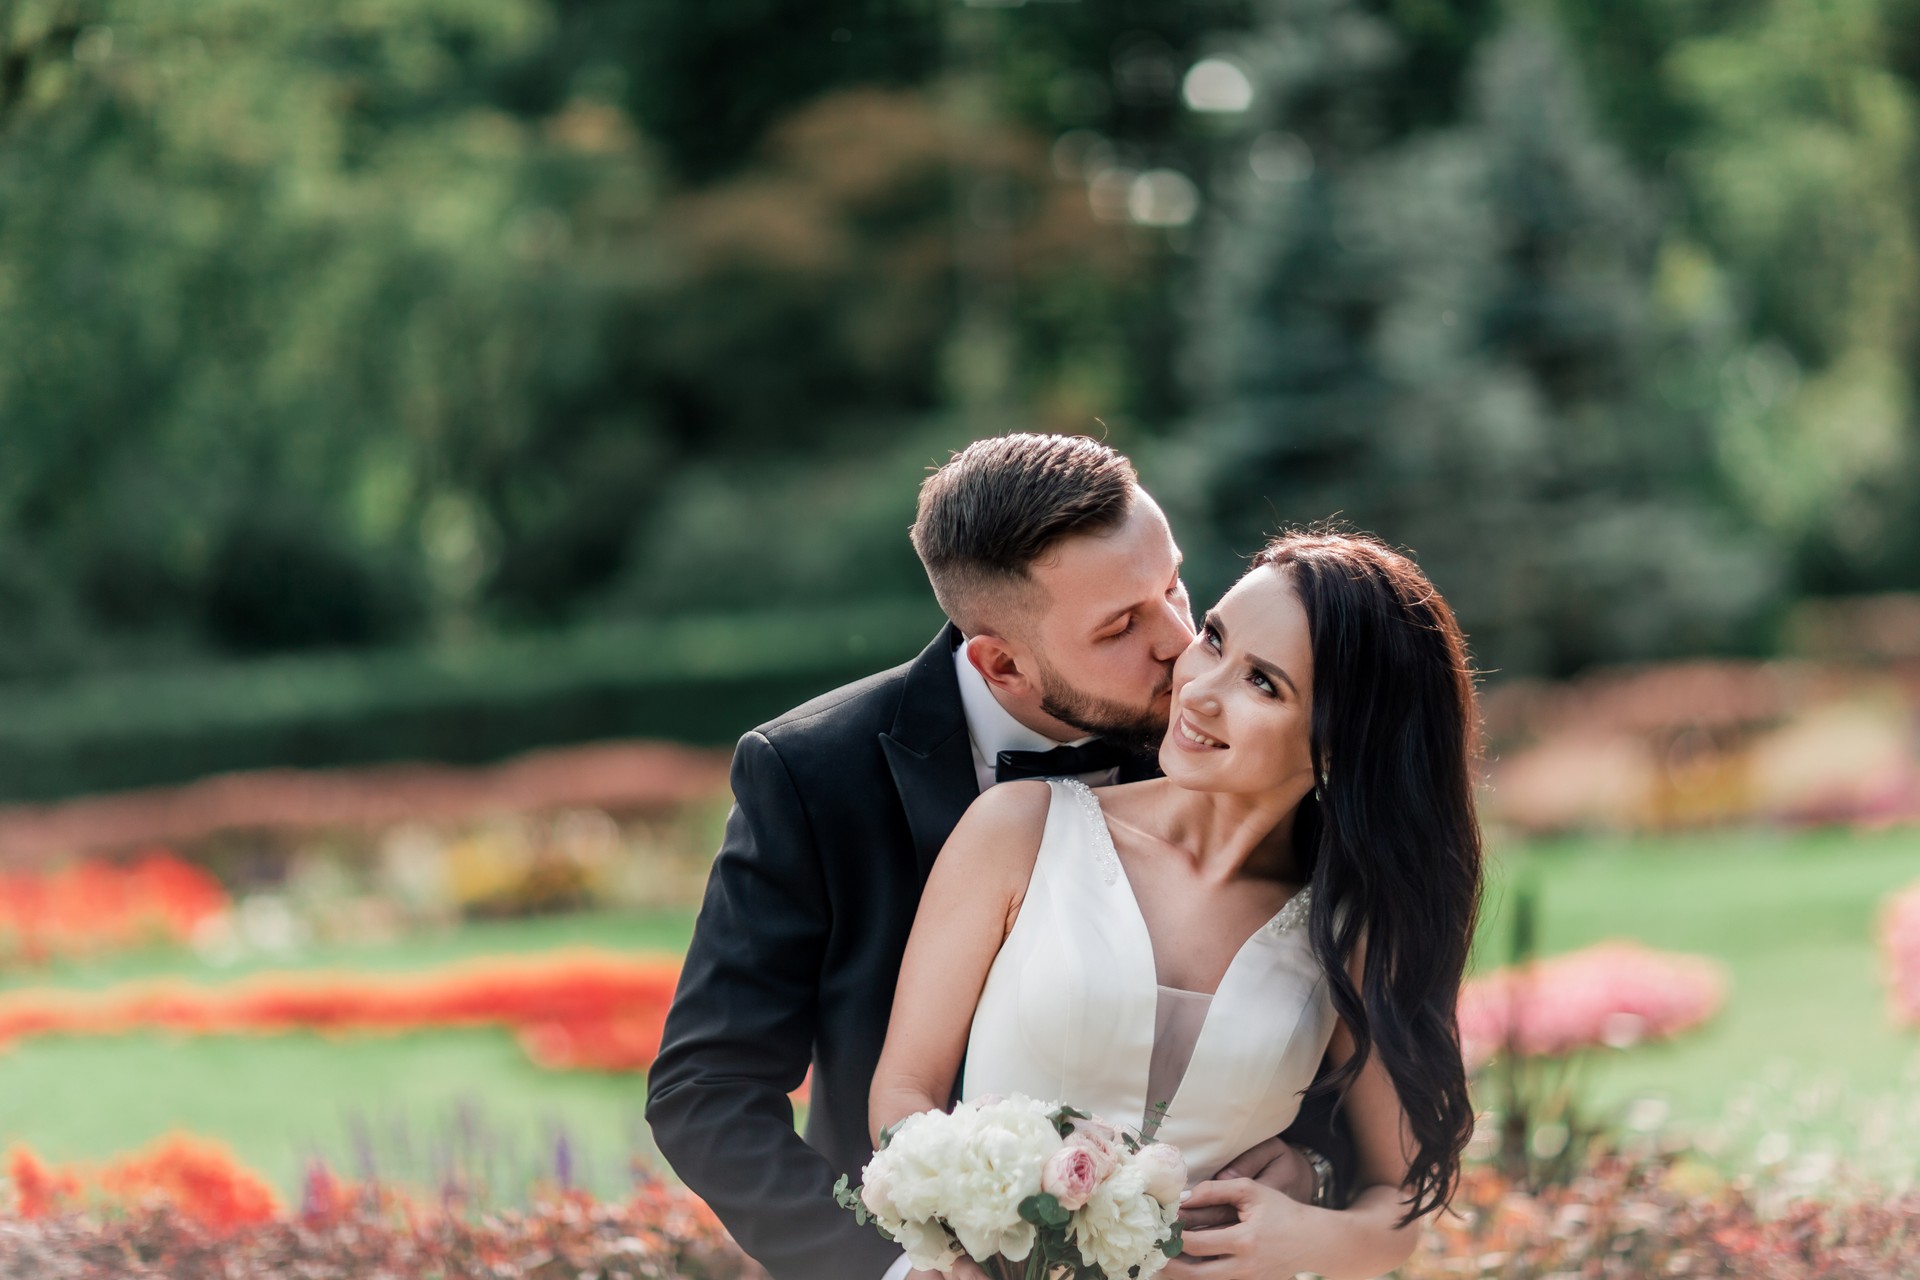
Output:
top-left (1150, 597), bottom-right (1193, 662)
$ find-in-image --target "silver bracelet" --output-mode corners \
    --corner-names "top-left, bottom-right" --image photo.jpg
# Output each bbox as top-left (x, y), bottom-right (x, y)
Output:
top-left (1298, 1144), bottom-right (1334, 1207)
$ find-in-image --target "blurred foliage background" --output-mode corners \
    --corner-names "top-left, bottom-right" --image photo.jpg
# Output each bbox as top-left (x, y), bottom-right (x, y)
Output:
top-left (3, 0), bottom-right (1919, 797)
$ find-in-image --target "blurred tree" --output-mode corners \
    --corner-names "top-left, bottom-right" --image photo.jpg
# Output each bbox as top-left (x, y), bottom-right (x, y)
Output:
top-left (1544, 0), bottom-right (1920, 594)
top-left (1172, 5), bottom-right (1778, 676)
top-left (0, 0), bottom-right (675, 665)
top-left (9, 0), bottom-right (1911, 705)
top-left (1664, 0), bottom-right (1920, 594)
top-left (0, 0), bottom-right (1285, 672)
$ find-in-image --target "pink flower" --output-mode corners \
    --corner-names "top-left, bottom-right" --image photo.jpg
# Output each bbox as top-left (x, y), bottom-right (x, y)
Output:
top-left (1457, 941), bottom-right (1727, 1070)
top-left (1040, 1144), bottom-right (1100, 1211)
top-left (1883, 880), bottom-right (1920, 1027)
top-left (1067, 1117), bottom-right (1125, 1180)
top-left (1133, 1142), bottom-right (1188, 1206)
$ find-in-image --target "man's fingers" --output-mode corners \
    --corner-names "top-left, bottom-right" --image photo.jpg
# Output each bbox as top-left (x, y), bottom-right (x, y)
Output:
top-left (1213, 1133), bottom-right (1289, 1180)
top-left (1175, 1203), bottom-right (1236, 1230)
top-left (1178, 1177), bottom-right (1258, 1213)
top-left (1179, 1222), bottom-right (1251, 1254)
top-left (1164, 1248), bottom-right (1241, 1279)
top-left (1248, 1142), bottom-right (1313, 1203)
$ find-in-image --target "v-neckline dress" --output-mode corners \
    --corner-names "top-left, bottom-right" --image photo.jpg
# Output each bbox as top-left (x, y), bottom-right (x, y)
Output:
top-left (960, 778), bottom-right (1334, 1183)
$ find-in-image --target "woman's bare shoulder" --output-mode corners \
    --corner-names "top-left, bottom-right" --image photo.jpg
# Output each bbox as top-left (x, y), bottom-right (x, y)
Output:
top-left (956, 777), bottom-right (1054, 838)
top-left (925, 782), bottom-right (1059, 909)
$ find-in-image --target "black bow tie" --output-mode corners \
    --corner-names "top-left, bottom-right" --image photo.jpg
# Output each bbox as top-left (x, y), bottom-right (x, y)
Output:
top-left (994, 739), bottom-right (1134, 784)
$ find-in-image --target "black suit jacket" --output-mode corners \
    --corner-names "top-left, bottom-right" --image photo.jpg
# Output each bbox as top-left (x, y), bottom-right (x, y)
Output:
top-left (645, 625), bottom-right (1353, 1280)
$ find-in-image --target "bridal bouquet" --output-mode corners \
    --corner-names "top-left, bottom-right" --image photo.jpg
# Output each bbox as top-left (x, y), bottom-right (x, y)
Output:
top-left (834, 1096), bottom-right (1185, 1279)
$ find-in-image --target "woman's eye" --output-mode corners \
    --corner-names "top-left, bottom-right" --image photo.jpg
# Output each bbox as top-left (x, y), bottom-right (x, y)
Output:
top-left (1250, 669), bottom-right (1276, 696)
top-left (1201, 623), bottom-right (1221, 649)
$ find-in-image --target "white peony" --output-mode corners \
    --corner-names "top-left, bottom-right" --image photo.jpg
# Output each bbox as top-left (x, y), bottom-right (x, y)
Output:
top-left (1071, 1161), bottom-right (1179, 1279)
top-left (879, 1108), bottom-right (970, 1223)
top-left (894, 1215), bottom-right (965, 1272)
top-left (1132, 1141), bottom-right (1189, 1207)
top-left (867, 1096), bottom-right (1065, 1269)
top-left (941, 1099), bottom-right (1059, 1260)
top-left (859, 1156), bottom-right (899, 1221)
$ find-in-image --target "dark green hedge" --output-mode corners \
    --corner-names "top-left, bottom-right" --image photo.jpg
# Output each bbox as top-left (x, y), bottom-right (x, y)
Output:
top-left (0, 601), bottom-right (943, 803)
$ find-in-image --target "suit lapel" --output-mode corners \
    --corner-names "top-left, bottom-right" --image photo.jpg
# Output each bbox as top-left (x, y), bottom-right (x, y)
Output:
top-left (880, 624), bottom-right (981, 883)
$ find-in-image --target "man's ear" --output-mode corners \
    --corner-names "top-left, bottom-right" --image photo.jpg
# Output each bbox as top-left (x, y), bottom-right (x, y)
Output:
top-left (965, 632), bottom-right (1037, 698)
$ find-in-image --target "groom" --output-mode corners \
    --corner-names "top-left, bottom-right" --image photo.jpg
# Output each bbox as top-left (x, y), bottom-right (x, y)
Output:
top-left (646, 434), bottom-right (1353, 1280)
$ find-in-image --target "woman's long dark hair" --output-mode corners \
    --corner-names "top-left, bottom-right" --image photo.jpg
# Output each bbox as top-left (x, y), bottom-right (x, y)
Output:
top-left (1253, 527), bottom-right (1482, 1225)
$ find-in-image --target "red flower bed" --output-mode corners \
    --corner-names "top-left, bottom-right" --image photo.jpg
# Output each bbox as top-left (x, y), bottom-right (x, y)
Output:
top-left (5, 1145), bottom-right (1917, 1278)
top-left (1458, 941), bottom-right (1728, 1069)
top-left (0, 851), bottom-right (227, 965)
top-left (1406, 1156), bottom-right (1920, 1279)
top-left (9, 1136), bottom-right (277, 1229)
top-left (0, 949), bottom-right (679, 1074)
top-left (517, 1009), bottom-right (668, 1072)
top-left (1882, 879), bottom-right (1920, 1026)
top-left (1, 1150), bottom-right (757, 1279)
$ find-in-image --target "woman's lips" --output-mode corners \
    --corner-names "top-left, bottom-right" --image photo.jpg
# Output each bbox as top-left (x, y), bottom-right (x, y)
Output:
top-left (1175, 714), bottom-right (1228, 750)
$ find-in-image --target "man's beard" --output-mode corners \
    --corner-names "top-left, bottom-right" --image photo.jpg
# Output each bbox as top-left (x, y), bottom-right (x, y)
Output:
top-left (1035, 658), bottom-right (1172, 755)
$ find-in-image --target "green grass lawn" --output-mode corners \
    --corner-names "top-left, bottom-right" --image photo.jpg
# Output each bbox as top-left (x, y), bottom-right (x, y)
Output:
top-left (0, 826), bottom-right (1915, 1200)
top-left (1476, 825), bottom-right (1920, 1173)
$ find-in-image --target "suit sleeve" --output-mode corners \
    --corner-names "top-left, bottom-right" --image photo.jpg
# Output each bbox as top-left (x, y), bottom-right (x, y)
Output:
top-left (645, 730), bottom-right (899, 1280)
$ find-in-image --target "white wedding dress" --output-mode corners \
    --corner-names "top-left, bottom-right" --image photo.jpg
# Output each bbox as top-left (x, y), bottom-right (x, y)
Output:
top-left (960, 778), bottom-right (1335, 1184)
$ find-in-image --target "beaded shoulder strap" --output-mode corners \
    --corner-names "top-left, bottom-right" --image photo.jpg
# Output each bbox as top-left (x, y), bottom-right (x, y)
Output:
top-left (1264, 885), bottom-right (1313, 939)
top-left (1058, 778), bottom-right (1121, 887)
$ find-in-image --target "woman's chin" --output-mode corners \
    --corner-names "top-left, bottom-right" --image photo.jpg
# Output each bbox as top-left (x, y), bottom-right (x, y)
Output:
top-left (1159, 740), bottom-right (1229, 785)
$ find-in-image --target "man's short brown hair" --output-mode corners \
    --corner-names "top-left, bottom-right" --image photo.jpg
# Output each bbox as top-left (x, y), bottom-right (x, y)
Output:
top-left (910, 433), bottom-right (1137, 636)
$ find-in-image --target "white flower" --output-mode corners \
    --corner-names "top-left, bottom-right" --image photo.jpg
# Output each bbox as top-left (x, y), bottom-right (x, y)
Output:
top-left (869, 1096), bottom-right (1064, 1268)
top-left (1132, 1142), bottom-right (1189, 1207)
top-left (860, 1157), bottom-right (898, 1220)
top-left (894, 1215), bottom-right (965, 1272)
top-left (942, 1098), bottom-right (1060, 1261)
top-left (1072, 1161), bottom-right (1179, 1278)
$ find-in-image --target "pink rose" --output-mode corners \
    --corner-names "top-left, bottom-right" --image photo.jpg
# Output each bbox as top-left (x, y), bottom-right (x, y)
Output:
top-left (1067, 1117), bottom-right (1125, 1180)
top-left (1040, 1144), bottom-right (1101, 1212)
top-left (1133, 1142), bottom-right (1188, 1207)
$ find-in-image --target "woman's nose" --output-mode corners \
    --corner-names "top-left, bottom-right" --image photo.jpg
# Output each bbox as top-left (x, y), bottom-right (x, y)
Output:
top-left (1183, 667), bottom-right (1224, 714)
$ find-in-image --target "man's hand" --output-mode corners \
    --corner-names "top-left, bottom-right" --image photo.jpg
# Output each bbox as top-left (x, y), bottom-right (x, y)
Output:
top-left (1177, 1135), bottom-right (1316, 1230)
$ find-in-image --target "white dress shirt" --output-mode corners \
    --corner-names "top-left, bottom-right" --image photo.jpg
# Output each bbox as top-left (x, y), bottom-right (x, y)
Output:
top-left (951, 637), bottom-right (1120, 792)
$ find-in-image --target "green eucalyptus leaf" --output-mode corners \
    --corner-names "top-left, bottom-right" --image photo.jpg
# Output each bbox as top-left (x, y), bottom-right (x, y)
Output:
top-left (1018, 1192), bottom-right (1065, 1226)
top-left (1049, 1104), bottom-right (1092, 1136)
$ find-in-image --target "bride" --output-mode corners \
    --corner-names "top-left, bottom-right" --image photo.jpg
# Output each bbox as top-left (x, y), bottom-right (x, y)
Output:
top-left (870, 527), bottom-right (1484, 1280)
